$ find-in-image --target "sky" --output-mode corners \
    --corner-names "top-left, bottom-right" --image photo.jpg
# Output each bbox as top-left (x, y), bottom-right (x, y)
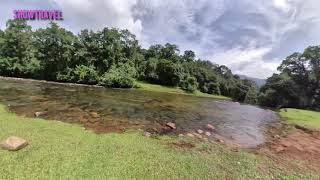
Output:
top-left (0, 0), bottom-right (320, 79)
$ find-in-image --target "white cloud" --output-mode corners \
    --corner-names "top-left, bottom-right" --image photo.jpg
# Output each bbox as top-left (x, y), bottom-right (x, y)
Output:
top-left (211, 46), bottom-right (279, 79)
top-left (54, 0), bottom-right (143, 38)
top-left (1, 0), bottom-right (320, 79)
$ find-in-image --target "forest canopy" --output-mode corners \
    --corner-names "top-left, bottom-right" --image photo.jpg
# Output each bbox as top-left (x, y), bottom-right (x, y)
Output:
top-left (0, 19), bottom-right (257, 103)
top-left (0, 19), bottom-right (319, 110)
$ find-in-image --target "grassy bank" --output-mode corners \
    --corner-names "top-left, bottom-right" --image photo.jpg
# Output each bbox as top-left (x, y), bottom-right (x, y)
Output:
top-left (0, 105), bottom-right (318, 179)
top-left (280, 108), bottom-right (320, 129)
top-left (135, 81), bottom-right (231, 101)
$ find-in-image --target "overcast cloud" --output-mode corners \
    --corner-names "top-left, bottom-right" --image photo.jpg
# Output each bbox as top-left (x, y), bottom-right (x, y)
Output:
top-left (1, 0), bottom-right (320, 78)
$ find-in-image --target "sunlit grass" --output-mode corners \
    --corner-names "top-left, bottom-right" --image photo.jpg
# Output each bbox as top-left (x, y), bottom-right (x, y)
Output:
top-left (134, 81), bottom-right (231, 101)
top-left (0, 105), bottom-right (318, 179)
top-left (280, 108), bottom-right (320, 129)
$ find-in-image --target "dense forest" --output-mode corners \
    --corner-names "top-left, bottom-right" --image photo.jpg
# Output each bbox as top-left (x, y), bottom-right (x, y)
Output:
top-left (0, 20), bottom-right (257, 103)
top-left (0, 20), bottom-right (319, 110)
top-left (259, 46), bottom-right (320, 110)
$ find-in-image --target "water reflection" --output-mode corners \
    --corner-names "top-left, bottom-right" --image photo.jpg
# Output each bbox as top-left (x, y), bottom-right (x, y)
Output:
top-left (0, 78), bottom-right (279, 147)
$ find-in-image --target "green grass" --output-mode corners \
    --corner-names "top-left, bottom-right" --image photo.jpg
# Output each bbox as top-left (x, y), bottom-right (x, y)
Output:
top-left (134, 81), bottom-right (231, 101)
top-left (280, 108), bottom-right (320, 129)
top-left (0, 105), bottom-right (318, 179)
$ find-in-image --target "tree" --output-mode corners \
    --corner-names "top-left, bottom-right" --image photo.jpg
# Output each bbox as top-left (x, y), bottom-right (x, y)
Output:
top-left (180, 76), bottom-right (198, 93)
top-left (183, 50), bottom-right (195, 62)
top-left (0, 20), bottom-right (39, 77)
top-left (244, 87), bottom-right (258, 104)
top-left (156, 59), bottom-right (184, 86)
top-left (34, 22), bottom-right (77, 80)
top-left (99, 63), bottom-right (137, 88)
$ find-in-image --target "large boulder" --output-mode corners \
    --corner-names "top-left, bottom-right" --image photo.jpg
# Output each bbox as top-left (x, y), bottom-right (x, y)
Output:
top-left (0, 136), bottom-right (28, 151)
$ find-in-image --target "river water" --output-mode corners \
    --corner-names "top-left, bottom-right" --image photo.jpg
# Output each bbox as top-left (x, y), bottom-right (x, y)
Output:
top-left (0, 78), bottom-right (279, 147)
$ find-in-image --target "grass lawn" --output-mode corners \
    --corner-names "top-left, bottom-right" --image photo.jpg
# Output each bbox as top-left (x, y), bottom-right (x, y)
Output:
top-left (0, 105), bottom-right (318, 179)
top-left (134, 81), bottom-right (231, 101)
top-left (280, 108), bottom-right (320, 129)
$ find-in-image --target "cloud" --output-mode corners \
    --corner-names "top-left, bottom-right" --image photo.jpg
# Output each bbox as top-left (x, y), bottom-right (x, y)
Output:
top-left (0, 0), bottom-right (320, 79)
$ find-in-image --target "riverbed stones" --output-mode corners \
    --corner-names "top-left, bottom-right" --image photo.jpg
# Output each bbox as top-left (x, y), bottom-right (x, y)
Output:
top-left (144, 132), bottom-right (152, 137)
top-left (193, 133), bottom-right (202, 139)
top-left (186, 133), bottom-right (195, 137)
top-left (205, 131), bottom-right (211, 137)
top-left (206, 124), bottom-right (215, 130)
top-left (89, 112), bottom-right (100, 118)
top-left (0, 136), bottom-right (28, 151)
top-left (197, 129), bottom-right (204, 134)
top-left (34, 111), bottom-right (48, 117)
top-left (166, 122), bottom-right (176, 129)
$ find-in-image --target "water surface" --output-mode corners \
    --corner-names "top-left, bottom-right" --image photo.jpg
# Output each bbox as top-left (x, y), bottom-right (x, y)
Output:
top-left (0, 78), bottom-right (279, 147)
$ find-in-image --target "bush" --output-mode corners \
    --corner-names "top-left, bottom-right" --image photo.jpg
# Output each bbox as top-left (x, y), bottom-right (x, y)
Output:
top-left (180, 76), bottom-right (198, 93)
top-left (99, 63), bottom-right (137, 88)
top-left (57, 65), bottom-right (99, 85)
top-left (156, 59), bottom-right (184, 86)
top-left (207, 82), bottom-right (221, 95)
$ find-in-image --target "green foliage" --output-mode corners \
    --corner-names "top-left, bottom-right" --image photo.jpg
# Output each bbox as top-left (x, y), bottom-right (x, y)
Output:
top-left (99, 63), bottom-right (137, 88)
top-left (207, 82), bottom-right (221, 95)
top-left (156, 59), bottom-right (184, 86)
top-left (0, 19), bottom-right (258, 102)
top-left (180, 76), bottom-right (198, 93)
top-left (244, 87), bottom-right (258, 104)
top-left (260, 45), bottom-right (320, 110)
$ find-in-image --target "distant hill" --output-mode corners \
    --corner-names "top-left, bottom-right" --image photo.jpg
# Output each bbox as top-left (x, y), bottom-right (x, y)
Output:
top-left (238, 75), bottom-right (266, 87)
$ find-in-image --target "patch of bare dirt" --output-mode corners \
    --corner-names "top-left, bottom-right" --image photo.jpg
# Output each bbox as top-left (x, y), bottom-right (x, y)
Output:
top-left (257, 124), bottom-right (320, 170)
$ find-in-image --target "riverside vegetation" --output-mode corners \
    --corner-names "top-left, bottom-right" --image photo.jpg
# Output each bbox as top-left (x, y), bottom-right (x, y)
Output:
top-left (1, 19), bottom-right (319, 110)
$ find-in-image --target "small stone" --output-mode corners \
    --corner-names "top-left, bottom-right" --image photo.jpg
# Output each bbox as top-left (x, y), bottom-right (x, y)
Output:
top-left (206, 124), bottom-right (215, 130)
top-left (89, 112), bottom-right (100, 118)
top-left (0, 136), bottom-right (28, 151)
top-left (186, 133), bottom-right (194, 137)
top-left (274, 135), bottom-right (280, 139)
top-left (218, 139), bottom-right (224, 143)
top-left (205, 131), bottom-right (211, 136)
top-left (166, 122), bottom-right (176, 129)
top-left (197, 129), bottom-right (204, 134)
top-left (34, 111), bottom-right (48, 117)
top-left (178, 134), bottom-right (184, 137)
top-left (193, 133), bottom-right (202, 139)
top-left (275, 146), bottom-right (285, 152)
top-left (144, 132), bottom-right (152, 137)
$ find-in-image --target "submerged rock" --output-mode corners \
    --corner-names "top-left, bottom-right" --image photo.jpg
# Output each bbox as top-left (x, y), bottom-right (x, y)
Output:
top-left (0, 136), bottom-right (28, 151)
top-left (186, 133), bottom-right (195, 137)
top-left (89, 112), bottom-right (100, 118)
top-left (205, 131), bottom-right (211, 136)
top-left (34, 111), bottom-right (48, 117)
top-left (197, 129), bottom-right (204, 134)
top-left (166, 122), bottom-right (176, 129)
top-left (206, 124), bottom-right (215, 130)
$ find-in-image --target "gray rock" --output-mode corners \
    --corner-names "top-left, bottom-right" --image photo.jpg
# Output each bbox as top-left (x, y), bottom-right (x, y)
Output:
top-left (206, 124), bottom-right (215, 130)
top-left (205, 131), bottom-right (211, 136)
top-left (144, 132), bottom-right (152, 137)
top-left (34, 111), bottom-right (48, 117)
top-left (0, 136), bottom-right (28, 151)
top-left (166, 122), bottom-right (176, 129)
top-left (197, 129), bottom-right (204, 134)
top-left (186, 133), bottom-right (194, 137)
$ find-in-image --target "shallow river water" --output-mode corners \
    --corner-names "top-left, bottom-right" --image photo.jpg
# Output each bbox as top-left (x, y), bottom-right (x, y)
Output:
top-left (0, 78), bottom-right (279, 147)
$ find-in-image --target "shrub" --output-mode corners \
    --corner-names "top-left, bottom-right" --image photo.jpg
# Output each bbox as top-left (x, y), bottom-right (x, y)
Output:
top-left (99, 63), bottom-right (137, 88)
top-left (180, 76), bottom-right (198, 93)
